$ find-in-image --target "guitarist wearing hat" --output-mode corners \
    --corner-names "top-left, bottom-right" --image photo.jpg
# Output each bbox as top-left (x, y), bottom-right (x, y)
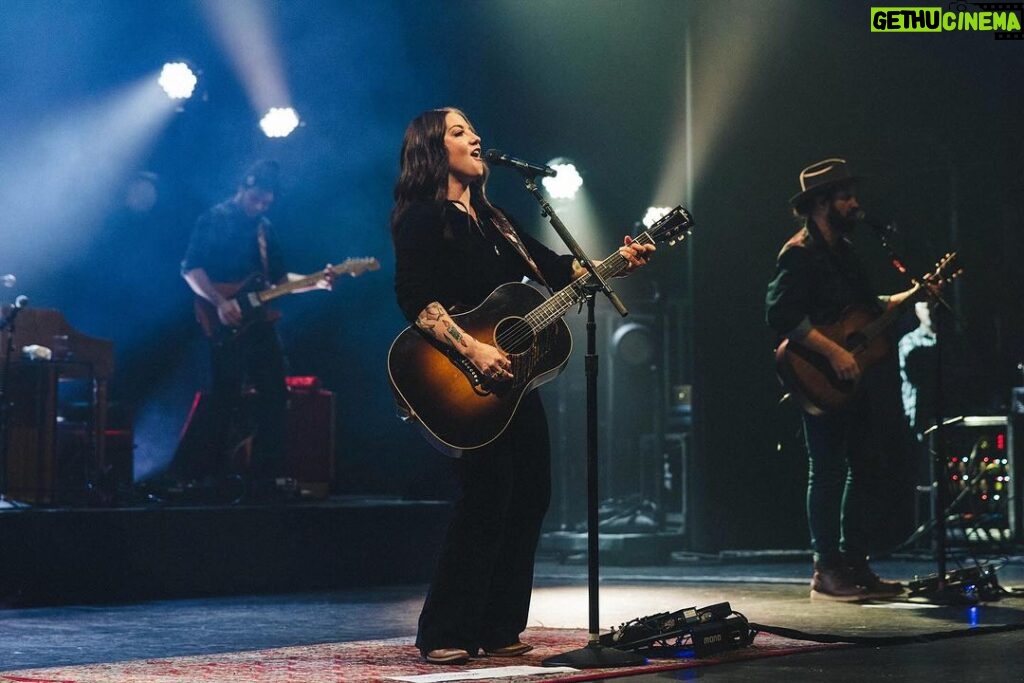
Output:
top-left (766, 158), bottom-right (919, 601)
top-left (181, 160), bottom-right (335, 500)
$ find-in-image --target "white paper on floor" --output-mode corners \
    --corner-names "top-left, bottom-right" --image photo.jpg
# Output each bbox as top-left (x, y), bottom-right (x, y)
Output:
top-left (388, 665), bottom-right (579, 682)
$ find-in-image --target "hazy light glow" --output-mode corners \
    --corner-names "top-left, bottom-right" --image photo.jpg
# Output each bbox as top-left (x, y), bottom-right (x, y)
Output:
top-left (158, 62), bottom-right (197, 100)
top-left (259, 107), bottom-right (300, 138)
top-left (654, 3), bottom-right (795, 207)
top-left (542, 161), bottom-right (583, 200)
top-left (0, 74), bottom-right (177, 272)
top-left (201, 1), bottom-right (291, 114)
top-left (642, 206), bottom-right (674, 228)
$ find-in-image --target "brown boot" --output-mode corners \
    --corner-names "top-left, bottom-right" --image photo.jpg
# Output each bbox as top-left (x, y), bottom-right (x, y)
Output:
top-left (810, 563), bottom-right (868, 602)
top-left (845, 558), bottom-right (904, 599)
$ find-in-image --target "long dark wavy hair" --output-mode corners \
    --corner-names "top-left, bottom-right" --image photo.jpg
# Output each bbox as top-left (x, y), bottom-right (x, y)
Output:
top-left (390, 107), bottom-right (498, 237)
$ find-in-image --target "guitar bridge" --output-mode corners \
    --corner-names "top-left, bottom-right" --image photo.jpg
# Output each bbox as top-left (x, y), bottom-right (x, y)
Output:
top-left (444, 348), bottom-right (493, 396)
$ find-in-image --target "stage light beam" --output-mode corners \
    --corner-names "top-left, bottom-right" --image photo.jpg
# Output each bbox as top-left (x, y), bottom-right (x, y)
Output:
top-left (158, 62), bottom-right (197, 100)
top-left (259, 107), bottom-right (300, 138)
top-left (0, 72), bottom-right (178, 273)
top-left (201, 1), bottom-right (294, 129)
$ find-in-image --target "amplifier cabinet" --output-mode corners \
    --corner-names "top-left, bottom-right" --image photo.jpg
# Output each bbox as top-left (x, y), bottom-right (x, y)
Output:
top-left (174, 384), bottom-right (336, 498)
top-left (285, 388), bottom-right (336, 498)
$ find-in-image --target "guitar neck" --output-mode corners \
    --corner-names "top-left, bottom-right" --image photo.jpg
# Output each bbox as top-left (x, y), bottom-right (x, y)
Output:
top-left (526, 232), bottom-right (655, 331)
top-left (255, 273), bottom-right (320, 304)
top-left (855, 282), bottom-right (922, 350)
top-left (254, 261), bottom-right (368, 304)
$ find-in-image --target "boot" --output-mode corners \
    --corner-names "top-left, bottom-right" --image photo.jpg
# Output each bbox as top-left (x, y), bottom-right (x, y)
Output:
top-left (810, 562), bottom-right (867, 602)
top-left (845, 556), bottom-right (904, 598)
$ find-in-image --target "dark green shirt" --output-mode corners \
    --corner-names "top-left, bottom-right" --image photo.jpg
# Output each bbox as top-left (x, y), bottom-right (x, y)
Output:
top-left (765, 226), bottom-right (881, 339)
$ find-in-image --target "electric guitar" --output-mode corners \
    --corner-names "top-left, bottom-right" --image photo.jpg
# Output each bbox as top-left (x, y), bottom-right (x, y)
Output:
top-left (775, 252), bottom-right (961, 415)
top-left (194, 257), bottom-right (380, 342)
top-left (387, 206), bottom-right (694, 456)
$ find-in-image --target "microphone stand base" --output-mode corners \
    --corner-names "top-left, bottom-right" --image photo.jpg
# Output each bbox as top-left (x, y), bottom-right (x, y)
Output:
top-left (542, 643), bottom-right (646, 669)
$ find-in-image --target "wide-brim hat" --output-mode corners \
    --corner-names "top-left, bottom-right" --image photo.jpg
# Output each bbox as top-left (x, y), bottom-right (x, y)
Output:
top-left (790, 157), bottom-right (863, 206)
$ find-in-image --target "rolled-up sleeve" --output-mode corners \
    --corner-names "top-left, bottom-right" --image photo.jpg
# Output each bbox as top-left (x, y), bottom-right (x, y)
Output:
top-left (181, 213), bottom-right (213, 274)
top-left (766, 246), bottom-right (812, 339)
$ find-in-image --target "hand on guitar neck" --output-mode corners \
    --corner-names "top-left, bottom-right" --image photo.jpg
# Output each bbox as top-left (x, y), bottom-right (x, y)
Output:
top-left (285, 262), bottom-right (340, 294)
top-left (188, 256), bottom-right (380, 341)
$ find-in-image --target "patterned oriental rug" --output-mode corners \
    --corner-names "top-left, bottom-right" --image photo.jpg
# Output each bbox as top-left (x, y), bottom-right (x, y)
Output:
top-left (0, 627), bottom-right (846, 683)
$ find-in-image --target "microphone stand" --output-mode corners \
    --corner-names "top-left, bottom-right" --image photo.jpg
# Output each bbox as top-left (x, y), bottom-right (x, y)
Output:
top-left (870, 223), bottom-right (961, 601)
top-left (513, 171), bottom-right (643, 669)
top-left (0, 300), bottom-right (29, 509)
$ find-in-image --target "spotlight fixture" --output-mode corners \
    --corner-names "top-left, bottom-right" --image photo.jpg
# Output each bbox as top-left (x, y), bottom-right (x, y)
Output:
top-left (642, 206), bottom-right (674, 228)
top-left (158, 62), bottom-right (198, 100)
top-left (541, 158), bottom-right (583, 200)
top-left (259, 107), bottom-right (300, 138)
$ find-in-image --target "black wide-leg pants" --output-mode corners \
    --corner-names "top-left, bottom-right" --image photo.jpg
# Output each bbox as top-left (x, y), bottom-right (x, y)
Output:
top-left (415, 391), bottom-right (552, 655)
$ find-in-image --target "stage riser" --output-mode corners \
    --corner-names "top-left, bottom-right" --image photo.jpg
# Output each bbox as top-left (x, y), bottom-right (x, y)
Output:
top-left (0, 501), bottom-right (451, 606)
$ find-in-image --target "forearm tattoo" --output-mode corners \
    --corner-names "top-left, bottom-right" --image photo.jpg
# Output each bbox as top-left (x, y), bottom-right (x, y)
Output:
top-left (416, 302), bottom-right (470, 349)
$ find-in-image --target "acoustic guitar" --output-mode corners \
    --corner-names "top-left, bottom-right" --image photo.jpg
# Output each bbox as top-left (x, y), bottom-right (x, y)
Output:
top-left (387, 206), bottom-right (694, 456)
top-left (775, 252), bottom-right (960, 415)
top-left (194, 257), bottom-right (380, 342)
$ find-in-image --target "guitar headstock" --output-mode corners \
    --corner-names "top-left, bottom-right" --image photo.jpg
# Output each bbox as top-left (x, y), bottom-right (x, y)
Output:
top-left (923, 252), bottom-right (963, 288)
top-left (336, 257), bottom-right (381, 277)
top-left (645, 205), bottom-right (694, 247)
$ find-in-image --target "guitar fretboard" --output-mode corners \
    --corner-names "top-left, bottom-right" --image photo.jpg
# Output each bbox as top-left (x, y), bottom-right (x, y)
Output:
top-left (524, 232), bottom-right (656, 333)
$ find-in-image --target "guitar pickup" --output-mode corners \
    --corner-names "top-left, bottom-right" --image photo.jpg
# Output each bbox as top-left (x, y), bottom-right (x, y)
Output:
top-left (244, 292), bottom-right (263, 309)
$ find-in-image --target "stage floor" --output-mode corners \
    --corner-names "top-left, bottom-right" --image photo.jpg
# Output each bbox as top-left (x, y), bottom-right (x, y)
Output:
top-left (2, 554), bottom-right (1023, 681)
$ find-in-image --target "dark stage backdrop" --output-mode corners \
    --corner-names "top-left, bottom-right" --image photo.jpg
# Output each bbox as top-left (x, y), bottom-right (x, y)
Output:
top-left (0, 1), bottom-right (1020, 551)
top-left (684, 3), bottom-right (1024, 550)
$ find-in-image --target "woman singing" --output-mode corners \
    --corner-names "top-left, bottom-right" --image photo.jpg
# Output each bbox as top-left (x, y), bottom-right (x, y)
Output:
top-left (391, 107), bottom-right (653, 664)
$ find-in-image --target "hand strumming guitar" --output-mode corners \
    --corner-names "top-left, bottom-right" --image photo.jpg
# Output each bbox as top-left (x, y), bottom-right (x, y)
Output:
top-left (414, 300), bottom-right (513, 381)
top-left (217, 298), bottom-right (244, 327)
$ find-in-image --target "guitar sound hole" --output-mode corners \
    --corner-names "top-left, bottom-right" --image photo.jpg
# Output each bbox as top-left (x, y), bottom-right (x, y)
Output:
top-left (494, 316), bottom-right (535, 355)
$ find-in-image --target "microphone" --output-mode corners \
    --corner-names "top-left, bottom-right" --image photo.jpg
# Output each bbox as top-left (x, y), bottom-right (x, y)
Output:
top-left (0, 294), bottom-right (27, 331)
top-left (483, 149), bottom-right (556, 178)
top-left (853, 210), bottom-right (897, 236)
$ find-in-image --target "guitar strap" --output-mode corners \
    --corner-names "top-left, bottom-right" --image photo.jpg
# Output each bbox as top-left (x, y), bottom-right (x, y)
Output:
top-left (489, 211), bottom-right (552, 293)
top-left (256, 220), bottom-right (271, 283)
